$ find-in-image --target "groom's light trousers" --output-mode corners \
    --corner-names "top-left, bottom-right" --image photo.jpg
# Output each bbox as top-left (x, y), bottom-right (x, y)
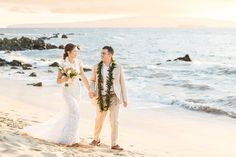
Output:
top-left (94, 95), bottom-right (120, 146)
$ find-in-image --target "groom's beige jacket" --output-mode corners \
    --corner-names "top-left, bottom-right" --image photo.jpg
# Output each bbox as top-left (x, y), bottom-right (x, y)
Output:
top-left (90, 63), bottom-right (128, 104)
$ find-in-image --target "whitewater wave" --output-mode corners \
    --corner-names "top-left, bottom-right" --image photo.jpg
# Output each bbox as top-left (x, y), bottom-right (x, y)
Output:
top-left (158, 96), bottom-right (236, 118)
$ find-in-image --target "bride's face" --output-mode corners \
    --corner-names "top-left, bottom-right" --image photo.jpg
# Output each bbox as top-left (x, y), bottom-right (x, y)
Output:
top-left (68, 47), bottom-right (78, 59)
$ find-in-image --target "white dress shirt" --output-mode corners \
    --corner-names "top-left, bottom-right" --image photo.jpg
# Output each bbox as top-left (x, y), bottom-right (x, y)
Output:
top-left (102, 63), bottom-right (115, 95)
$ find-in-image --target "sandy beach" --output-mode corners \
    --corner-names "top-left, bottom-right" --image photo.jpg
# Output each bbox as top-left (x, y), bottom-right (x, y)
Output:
top-left (1, 78), bottom-right (236, 157)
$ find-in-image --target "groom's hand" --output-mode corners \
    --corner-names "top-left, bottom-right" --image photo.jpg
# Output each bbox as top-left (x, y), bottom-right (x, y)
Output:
top-left (123, 101), bottom-right (128, 108)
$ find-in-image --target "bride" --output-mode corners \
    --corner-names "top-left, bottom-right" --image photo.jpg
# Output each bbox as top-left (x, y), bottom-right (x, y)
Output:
top-left (21, 43), bottom-right (90, 146)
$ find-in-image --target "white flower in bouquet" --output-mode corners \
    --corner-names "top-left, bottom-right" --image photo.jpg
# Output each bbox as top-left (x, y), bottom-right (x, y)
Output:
top-left (58, 66), bottom-right (79, 87)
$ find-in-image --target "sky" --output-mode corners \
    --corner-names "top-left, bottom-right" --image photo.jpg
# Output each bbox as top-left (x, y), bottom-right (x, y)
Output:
top-left (0, 0), bottom-right (236, 27)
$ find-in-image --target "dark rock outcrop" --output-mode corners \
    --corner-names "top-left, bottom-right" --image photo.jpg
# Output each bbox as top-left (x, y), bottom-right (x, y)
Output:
top-left (0, 36), bottom-right (58, 51)
top-left (61, 34), bottom-right (68, 39)
top-left (0, 58), bottom-right (8, 66)
top-left (16, 71), bottom-right (24, 74)
top-left (174, 54), bottom-right (192, 62)
top-left (8, 60), bottom-right (23, 66)
top-left (58, 44), bottom-right (64, 49)
top-left (27, 82), bottom-right (42, 87)
top-left (40, 58), bottom-right (46, 61)
top-left (166, 54), bottom-right (192, 62)
top-left (39, 33), bottom-right (59, 40)
top-left (22, 63), bottom-right (32, 70)
top-left (46, 43), bottom-right (58, 49)
top-left (29, 72), bottom-right (37, 77)
top-left (0, 58), bottom-right (33, 70)
top-left (49, 62), bottom-right (59, 67)
top-left (10, 66), bottom-right (18, 69)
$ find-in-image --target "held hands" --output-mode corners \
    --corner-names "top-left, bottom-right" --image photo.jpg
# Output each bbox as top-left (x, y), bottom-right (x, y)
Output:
top-left (89, 91), bottom-right (96, 99)
top-left (123, 101), bottom-right (128, 108)
top-left (88, 89), bottom-right (128, 107)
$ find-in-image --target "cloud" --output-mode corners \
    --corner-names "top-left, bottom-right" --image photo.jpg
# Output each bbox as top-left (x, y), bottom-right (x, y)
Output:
top-left (0, 0), bottom-right (180, 15)
top-left (1, 0), bottom-right (236, 27)
top-left (9, 7), bottom-right (38, 13)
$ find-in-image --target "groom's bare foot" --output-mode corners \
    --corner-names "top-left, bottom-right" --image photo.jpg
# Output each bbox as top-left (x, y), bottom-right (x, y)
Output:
top-left (111, 145), bottom-right (124, 151)
top-left (89, 140), bottom-right (101, 146)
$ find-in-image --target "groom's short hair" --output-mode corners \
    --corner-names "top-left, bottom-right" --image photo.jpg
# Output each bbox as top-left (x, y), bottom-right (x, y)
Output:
top-left (102, 46), bottom-right (114, 55)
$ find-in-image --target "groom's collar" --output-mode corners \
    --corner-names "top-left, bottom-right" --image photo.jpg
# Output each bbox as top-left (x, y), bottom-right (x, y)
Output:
top-left (102, 62), bottom-right (112, 67)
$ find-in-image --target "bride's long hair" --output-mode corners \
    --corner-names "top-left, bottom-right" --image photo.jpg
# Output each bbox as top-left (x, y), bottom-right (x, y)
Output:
top-left (63, 43), bottom-right (77, 60)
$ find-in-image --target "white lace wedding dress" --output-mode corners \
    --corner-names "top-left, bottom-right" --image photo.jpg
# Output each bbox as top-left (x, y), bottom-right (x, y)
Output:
top-left (22, 58), bottom-right (82, 145)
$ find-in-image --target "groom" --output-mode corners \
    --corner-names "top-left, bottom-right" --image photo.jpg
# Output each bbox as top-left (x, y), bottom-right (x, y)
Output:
top-left (89, 46), bottom-right (128, 150)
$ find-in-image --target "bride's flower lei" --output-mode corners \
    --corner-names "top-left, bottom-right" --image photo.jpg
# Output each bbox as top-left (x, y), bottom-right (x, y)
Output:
top-left (97, 59), bottom-right (116, 111)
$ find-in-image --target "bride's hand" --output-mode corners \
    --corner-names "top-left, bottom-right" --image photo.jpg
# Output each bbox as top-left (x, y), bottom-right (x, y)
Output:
top-left (63, 76), bottom-right (69, 82)
top-left (89, 91), bottom-right (96, 98)
top-left (123, 101), bottom-right (128, 108)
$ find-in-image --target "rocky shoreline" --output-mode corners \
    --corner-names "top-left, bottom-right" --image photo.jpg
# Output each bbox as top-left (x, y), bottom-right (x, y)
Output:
top-left (0, 33), bottom-right (73, 51)
top-left (0, 56), bottom-right (91, 87)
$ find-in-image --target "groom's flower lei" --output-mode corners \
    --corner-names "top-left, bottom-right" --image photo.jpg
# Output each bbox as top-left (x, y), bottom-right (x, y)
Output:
top-left (97, 59), bottom-right (116, 111)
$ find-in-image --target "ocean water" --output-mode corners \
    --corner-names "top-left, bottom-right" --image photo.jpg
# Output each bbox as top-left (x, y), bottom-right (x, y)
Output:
top-left (0, 28), bottom-right (236, 117)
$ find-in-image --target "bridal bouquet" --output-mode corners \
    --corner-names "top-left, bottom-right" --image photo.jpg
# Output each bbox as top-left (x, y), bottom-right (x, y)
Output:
top-left (58, 66), bottom-right (79, 87)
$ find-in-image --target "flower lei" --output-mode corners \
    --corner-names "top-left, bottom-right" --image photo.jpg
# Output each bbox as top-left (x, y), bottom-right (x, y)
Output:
top-left (97, 59), bottom-right (116, 111)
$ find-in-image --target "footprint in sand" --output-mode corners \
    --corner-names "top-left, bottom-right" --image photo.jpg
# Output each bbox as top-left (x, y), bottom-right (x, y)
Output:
top-left (29, 148), bottom-right (41, 151)
top-left (41, 152), bottom-right (57, 157)
top-left (31, 120), bottom-right (40, 123)
top-left (17, 155), bottom-right (34, 157)
top-left (10, 142), bottom-right (21, 147)
top-left (1, 148), bottom-right (18, 154)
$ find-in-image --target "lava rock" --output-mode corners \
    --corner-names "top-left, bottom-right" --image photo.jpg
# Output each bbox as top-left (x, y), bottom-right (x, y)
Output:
top-left (29, 72), bottom-right (37, 77)
top-left (8, 60), bottom-right (23, 66)
top-left (0, 36), bottom-right (59, 51)
top-left (46, 43), bottom-right (58, 49)
top-left (58, 44), bottom-right (64, 49)
top-left (10, 66), bottom-right (18, 69)
top-left (174, 54), bottom-right (192, 62)
top-left (61, 34), bottom-right (68, 39)
top-left (49, 62), bottom-right (59, 67)
top-left (16, 71), bottom-right (24, 74)
top-left (27, 82), bottom-right (42, 87)
top-left (22, 63), bottom-right (32, 70)
top-left (0, 58), bottom-right (8, 66)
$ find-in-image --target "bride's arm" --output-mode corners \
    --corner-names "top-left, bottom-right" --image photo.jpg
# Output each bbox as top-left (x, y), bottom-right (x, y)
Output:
top-left (56, 70), bottom-right (69, 84)
top-left (79, 65), bottom-right (90, 91)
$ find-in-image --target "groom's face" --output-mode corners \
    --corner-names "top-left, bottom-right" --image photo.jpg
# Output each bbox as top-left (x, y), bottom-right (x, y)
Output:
top-left (101, 49), bottom-right (112, 62)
